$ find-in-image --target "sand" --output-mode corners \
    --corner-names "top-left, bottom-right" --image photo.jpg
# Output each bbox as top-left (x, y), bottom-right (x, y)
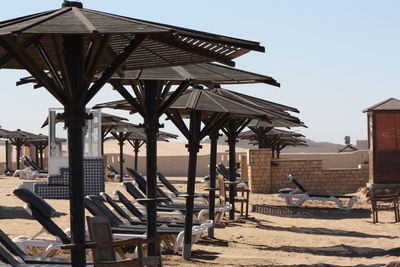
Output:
top-left (0, 175), bottom-right (399, 267)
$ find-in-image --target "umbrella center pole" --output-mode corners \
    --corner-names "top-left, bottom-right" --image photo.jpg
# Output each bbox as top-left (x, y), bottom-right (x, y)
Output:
top-left (183, 142), bottom-right (201, 260)
top-left (65, 105), bottom-right (88, 266)
top-left (208, 131), bottom-right (219, 238)
top-left (183, 110), bottom-right (202, 261)
top-left (227, 135), bottom-right (238, 220)
top-left (144, 80), bottom-right (161, 261)
top-left (118, 135), bottom-right (125, 181)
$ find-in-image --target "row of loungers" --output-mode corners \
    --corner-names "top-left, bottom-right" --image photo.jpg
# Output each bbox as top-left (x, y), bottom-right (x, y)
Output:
top-left (6, 174), bottom-right (230, 260)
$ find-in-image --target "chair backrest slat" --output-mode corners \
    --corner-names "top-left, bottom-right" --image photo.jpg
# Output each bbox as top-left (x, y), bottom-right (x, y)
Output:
top-left (102, 193), bottom-right (136, 224)
top-left (0, 229), bottom-right (26, 259)
top-left (114, 190), bottom-right (145, 220)
top-left (157, 172), bottom-right (179, 196)
top-left (87, 216), bottom-right (116, 263)
top-left (287, 174), bottom-right (308, 193)
top-left (0, 243), bottom-right (22, 266)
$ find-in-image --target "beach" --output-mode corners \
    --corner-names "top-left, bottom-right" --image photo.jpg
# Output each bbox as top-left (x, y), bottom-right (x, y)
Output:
top-left (0, 175), bottom-right (399, 266)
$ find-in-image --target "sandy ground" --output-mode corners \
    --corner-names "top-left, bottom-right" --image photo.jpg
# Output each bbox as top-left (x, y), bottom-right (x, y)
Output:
top-left (0, 175), bottom-right (399, 267)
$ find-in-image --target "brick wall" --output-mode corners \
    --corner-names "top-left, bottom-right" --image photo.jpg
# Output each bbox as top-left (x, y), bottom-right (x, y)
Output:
top-left (247, 149), bottom-right (369, 194)
top-left (247, 149), bottom-right (272, 193)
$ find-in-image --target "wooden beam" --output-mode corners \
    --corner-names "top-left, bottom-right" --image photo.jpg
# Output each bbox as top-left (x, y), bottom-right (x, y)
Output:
top-left (110, 80), bottom-right (144, 117)
top-left (85, 35), bottom-right (109, 88)
top-left (0, 36), bottom-right (66, 105)
top-left (51, 35), bottom-right (72, 99)
top-left (0, 35), bottom-right (42, 68)
top-left (157, 80), bottom-right (190, 117)
top-left (84, 34), bottom-right (148, 104)
top-left (165, 110), bottom-right (190, 140)
top-left (35, 41), bottom-right (64, 92)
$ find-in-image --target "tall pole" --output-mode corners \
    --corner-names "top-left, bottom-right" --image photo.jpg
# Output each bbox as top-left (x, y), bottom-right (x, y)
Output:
top-left (118, 133), bottom-right (124, 181)
top-left (15, 144), bottom-right (21, 170)
top-left (208, 130), bottom-right (219, 238)
top-left (64, 34), bottom-right (86, 266)
top-left (183, 110), bottom-right (201, 260)
top-left (133, 140), bottom-right (140, 171)
top-left (4, 140), bottom-right (10, 173)
top-left (144, 80), bottom-right (160, 261)
top-left (227, 120), bottom-right (237, 220)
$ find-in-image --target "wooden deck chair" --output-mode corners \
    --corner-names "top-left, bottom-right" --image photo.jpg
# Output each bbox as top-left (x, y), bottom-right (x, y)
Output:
top-left (368, 185), bottom-right (400, 223)
top-left (217, 176), bottom-right (250, 218)
top-left (86, 216), bottom-right (162, 267)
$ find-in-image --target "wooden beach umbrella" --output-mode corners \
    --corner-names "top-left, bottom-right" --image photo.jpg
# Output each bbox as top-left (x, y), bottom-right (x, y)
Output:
top-left (2, 2), bottom-right (266, 262)
top-left (209, 87), bottom-right (303, 219)
top-left (105, 125), bottom-right (177, 173)
top-left (0, 126), bottom-right (14, 173)
top-left (92, 62), bottom-right (280, 239)
top-left (95, 87), bottom-right (286, 259)
top-left (0, 129), bottom-right (45, 170)
top-left (246, 119), bottom-right (307, 149)
top-left (239, 128), bottom-right (307, 157)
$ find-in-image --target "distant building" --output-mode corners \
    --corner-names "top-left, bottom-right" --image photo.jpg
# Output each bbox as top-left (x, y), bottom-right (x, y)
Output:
top-left (356, 140), bottom-right (368, 150)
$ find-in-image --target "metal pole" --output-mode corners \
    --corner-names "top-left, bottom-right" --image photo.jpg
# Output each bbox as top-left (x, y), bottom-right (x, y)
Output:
top-left (208, 130), bottom-right (219, 238)
top-left (183, 110), bottom-right (201, 260)
top-left (144, 80), bottom-right (160, 261)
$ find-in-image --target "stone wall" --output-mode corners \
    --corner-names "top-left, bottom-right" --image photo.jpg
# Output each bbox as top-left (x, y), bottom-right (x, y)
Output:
top-left (247, 149), bottom-right (369, 194)
top-left (247, 149), bottom-right (272, 193)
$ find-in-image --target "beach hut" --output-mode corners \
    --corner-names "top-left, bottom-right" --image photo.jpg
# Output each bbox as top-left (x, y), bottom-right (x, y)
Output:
top-left (1, 2), bottom-right (265, 264)
top-left (363, 98), bottom-right (400, 184)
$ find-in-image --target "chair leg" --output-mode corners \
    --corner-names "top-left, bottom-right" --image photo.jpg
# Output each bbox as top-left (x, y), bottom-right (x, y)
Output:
top-left (245, 192), bottom-right (249, 218)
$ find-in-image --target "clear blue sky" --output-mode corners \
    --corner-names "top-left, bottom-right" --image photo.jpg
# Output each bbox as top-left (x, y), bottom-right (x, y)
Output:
top-left (0, 1), bottom-right (399, 144)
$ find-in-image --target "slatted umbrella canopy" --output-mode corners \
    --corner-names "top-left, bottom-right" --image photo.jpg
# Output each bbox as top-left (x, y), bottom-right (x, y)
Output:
top-left (1, 2), bottom-right (265, 263)
top-left (239, 129), bottom-right (307, 157)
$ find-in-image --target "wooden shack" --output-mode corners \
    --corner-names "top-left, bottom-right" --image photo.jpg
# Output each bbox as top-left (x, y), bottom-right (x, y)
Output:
top-left (363, 98), bottom-right (400, 184)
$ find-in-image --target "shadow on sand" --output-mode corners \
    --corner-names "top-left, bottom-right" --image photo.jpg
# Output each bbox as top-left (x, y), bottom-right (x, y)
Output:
top-left (256, 223), bottom-right (398, 239)
top-left (197, 237), bottom-right (229, 247)
top-left (0, 206), bottom-right (67, 220)
top-left (191, 249), bottom-right (220, 261)
top-left (268, 264), bottom-right (384, 267)
top-left (234, 241), bottom-right (400, 258)
top-left (252, 204), bottom-right (371, 220)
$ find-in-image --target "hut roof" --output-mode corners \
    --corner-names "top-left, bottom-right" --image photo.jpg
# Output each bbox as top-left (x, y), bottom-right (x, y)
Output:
top-left (363, 98), bottom-right (400, 112)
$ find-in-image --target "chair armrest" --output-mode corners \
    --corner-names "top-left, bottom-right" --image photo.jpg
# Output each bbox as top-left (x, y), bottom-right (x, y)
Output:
top-left (60, 242), bottom-right (97, 250)
top-left (236, 188), bottom-right (250, 192)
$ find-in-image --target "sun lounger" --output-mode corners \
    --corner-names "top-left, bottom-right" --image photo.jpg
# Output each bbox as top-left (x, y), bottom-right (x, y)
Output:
top-left (12, 188), bottom-right (144, 257)
top-left (126, 168), bottom-right (230, 212)
top-left (21, 156), bottom-right (47, 174)
top-left (0, 242), bottom-right (72, 267)
top-left (84, 195), bottom-right (202, 253)
top-left (279, 174), bottom-right (359, 210)
top-left (157, 172), bottom-right (211, 201)
top-left (101, 191), bottom-right (213, 229)
top-left (0, 229), bottom-right (73, 265)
